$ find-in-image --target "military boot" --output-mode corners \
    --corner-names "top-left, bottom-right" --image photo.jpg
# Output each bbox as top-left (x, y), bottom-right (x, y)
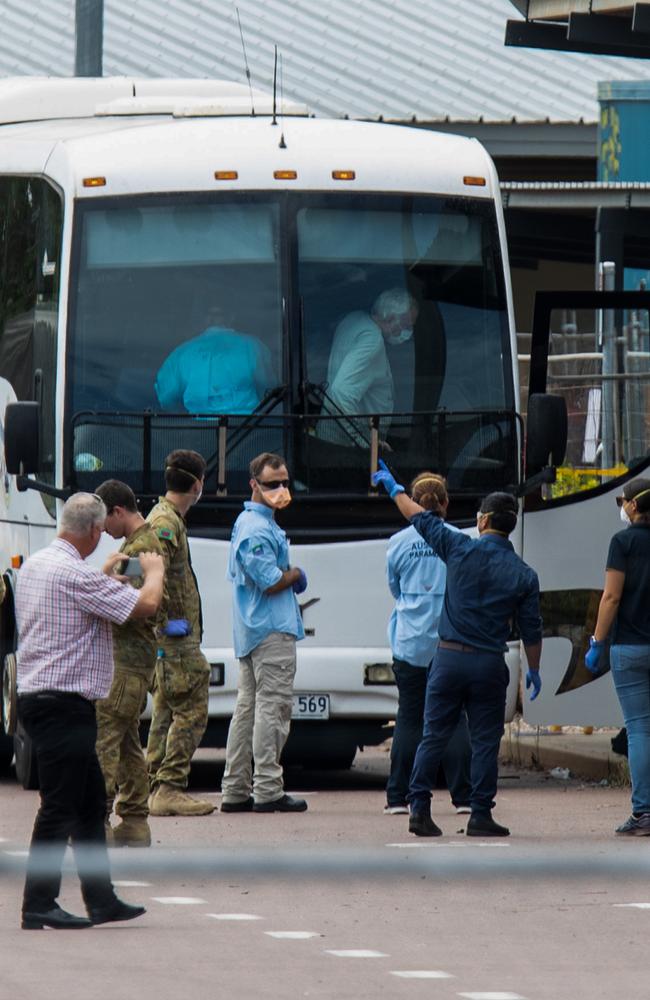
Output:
top-left (148, 783), bottom-right (215, 816)
top-left (112, 817), bottom-right (152, 848)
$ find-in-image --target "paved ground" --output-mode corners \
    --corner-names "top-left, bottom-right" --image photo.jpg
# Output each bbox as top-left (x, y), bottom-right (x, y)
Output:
top-left (1, 747), bottom-right (648, 1000)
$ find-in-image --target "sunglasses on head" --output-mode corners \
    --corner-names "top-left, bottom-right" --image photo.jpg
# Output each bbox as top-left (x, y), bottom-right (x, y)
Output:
top-left (256, 478), bottom-right (290, 490)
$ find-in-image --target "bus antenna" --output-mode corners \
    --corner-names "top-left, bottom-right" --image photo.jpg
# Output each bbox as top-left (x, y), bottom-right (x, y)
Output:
top-left (271, 44), bottom-right (278, 126)
top-left (278, 50), bottom-right (287, 149)
top-left (235, 6), bottom-right (255, 117)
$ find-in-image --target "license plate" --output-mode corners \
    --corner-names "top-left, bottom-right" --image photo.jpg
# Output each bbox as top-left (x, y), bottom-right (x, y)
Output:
top-left (292, 693), bottom-right (330, 720)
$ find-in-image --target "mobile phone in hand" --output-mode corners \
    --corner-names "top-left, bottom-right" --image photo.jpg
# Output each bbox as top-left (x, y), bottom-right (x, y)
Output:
top-left (120, 557), bottom-right (142, 578)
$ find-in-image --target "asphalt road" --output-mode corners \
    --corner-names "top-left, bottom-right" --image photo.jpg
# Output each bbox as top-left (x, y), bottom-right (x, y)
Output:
top-left (1, 747), bottom-right (648, 1000)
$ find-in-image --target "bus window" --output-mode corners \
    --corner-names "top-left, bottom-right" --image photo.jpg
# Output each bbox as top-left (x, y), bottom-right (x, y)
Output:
top-left (532, 306), bottom-right (650, 499)
top-left (68, 196), bottom-right (283, 486)
top-left (0, 177), bottom-right (62, 507)
top-left (296, 194), bottom-right (514, 493)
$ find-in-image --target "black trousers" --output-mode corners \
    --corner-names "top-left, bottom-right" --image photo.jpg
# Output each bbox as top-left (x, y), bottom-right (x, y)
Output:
top-left (386, 659), bottom-right (471, 808)
top-left (19, 692), bottom-right (116, 913)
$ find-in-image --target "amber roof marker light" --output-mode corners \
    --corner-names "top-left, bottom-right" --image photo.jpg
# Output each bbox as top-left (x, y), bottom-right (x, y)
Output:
top-left (273, 169), bottom-right (297, 180)
top-left (214, 170), bottom-right (238, 180)
top-left (463, 175), bottom-right (487, 187)
top-left (332, 170), bottom-right (356, 181)
top-left (82, 177), bottom-right (106, 188)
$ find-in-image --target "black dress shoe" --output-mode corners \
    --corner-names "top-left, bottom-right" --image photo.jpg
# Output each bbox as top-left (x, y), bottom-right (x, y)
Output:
top-left (408, 812), bottom-right (442, 837)
top-left (22, 905), bottom-right (93, 930)
top-left (466, 812), bottom-right (510, 837)
top-left (253, 794), bottom-right (308, 813)
top-left (221, 796), bottom-right (254, 813)
top-left (88, 898), bottom-right (146, 925)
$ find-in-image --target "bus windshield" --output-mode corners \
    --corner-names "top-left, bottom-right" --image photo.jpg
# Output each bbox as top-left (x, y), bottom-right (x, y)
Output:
top-left (68, 191), bottom-right (515, 502)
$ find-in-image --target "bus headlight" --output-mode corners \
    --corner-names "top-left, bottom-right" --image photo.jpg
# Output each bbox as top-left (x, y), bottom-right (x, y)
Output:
top-left (364, 663), bottom-right (395, 685)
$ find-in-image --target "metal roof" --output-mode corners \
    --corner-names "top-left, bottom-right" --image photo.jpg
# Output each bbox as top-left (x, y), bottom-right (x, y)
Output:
top-left (1, 0), bottom-right (650, 124)
top-left (501, 179), bottom-right (650, 208)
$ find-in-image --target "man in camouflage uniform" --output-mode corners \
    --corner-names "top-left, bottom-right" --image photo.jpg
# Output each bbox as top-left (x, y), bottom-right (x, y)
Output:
top-left (146, 449), bottom-right (214, 816)
top-left (95, 480), bottom-right (167, 847)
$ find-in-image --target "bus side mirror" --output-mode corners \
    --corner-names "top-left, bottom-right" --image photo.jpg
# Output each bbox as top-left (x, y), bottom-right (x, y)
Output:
top-left (526, 393), bottom-right (567, 475)
top-left (5, 402), bottom-right (40, 476)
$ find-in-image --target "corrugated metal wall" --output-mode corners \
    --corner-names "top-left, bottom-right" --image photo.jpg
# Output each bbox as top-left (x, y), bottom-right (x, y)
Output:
top-left (0, 0), bottom-right (649, 122)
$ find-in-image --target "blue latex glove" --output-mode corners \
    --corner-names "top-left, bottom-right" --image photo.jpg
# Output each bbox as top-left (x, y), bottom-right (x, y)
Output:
top-left (525, 669), bottom-right (541, 701)
top-left (585, 636), bottom-right (605, 675)
top-left (292, 568), bottom-right (308, 594)
top-left (163, 618), bottom-right (191, 637)
top-left (371, 458), bottom-right (405, 499)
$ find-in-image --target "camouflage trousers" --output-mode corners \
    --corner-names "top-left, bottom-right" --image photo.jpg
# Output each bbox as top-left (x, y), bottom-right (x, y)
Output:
top-left (146, 643), bottom-right (210, 791)
top-left (96, 668), bottom-right (152, 820)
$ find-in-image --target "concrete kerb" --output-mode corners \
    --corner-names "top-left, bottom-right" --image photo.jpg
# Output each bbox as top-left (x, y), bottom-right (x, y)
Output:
top-left (499, 723), bottom-right (630, 784)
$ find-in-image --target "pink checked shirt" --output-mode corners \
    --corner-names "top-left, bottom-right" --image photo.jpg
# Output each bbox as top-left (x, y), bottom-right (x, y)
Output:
top-left (16, 538), bottom-right (140, 701)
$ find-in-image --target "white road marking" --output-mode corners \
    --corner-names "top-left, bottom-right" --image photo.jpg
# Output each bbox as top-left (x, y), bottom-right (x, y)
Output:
top-left (614, 902), bottom-right (650, 909)
top-left (265, 931), bottom-right (320, 939)
top-left (3, 849), bottom-right (28, 856)
top-left (326, 950), bottom-right (388, 958)
top-left (391, 970), bottom-right (454, 979)
top-left (458, 993), bottom-right (527, 999)
top-left (113, 880), bottom-right (151, 888)
top-left (206, 912), bottom-right (263, 921)
top-left (386, 841), bottom-right (510, 849)
top-left (150, 896), bottom-right (206, 905)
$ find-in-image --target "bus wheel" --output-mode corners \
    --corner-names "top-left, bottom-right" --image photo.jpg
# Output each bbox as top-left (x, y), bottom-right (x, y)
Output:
top-left (14, 722), bottom-right (39, 790)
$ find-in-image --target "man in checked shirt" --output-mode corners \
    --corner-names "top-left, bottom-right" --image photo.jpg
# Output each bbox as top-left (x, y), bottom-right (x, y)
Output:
top-left (15, 493), bottom-right (164, 930)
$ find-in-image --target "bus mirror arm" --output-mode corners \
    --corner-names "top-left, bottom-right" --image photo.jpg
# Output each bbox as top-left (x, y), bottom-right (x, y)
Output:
top-left (15, 474), bottom-right (70, 500)
top-left (515, 465), bottom-right (556, 498)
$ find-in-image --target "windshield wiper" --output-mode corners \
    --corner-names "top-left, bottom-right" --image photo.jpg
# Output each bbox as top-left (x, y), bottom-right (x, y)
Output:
top-left (204, 385), bottom-right (288, 479)
top-left (305, 381), bottom-right (372, 450)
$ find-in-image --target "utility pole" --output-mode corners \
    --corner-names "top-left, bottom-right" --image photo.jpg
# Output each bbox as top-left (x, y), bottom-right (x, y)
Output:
top-left (75, 0), bottom-right (104, 77)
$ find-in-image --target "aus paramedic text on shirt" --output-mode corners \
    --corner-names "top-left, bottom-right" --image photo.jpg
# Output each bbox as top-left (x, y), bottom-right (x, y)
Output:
top-left (155, 325), bottom-right (275, 414)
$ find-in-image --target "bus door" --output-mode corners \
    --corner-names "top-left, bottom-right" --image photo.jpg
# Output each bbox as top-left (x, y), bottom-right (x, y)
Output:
top-left (522, 290), bottom-right (650, 726)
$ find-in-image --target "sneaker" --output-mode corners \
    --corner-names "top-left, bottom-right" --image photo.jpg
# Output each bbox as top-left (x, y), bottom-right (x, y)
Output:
top-left (253, 794), bottom-right (308, 813)
top-left (466, 812), bottom-right (510, 837)
top-left (455, 805), bottom-right (472, 815)
top-left (408, 812), bottom-right (442, 837)
top-left (148, 784), bottom-right (215, 816)
top-left (615, 813), bottom-right (650, 836)
top-left (112, 818), bottom-right (152, 847)
top-left (221, 796), bottom-right (254, 813)
top-left (383, 804), bottom-right (409, 815)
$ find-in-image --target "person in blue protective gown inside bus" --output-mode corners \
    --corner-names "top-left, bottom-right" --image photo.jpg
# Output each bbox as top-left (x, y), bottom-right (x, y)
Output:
top-left (155, 325), bottom-right (275, 415)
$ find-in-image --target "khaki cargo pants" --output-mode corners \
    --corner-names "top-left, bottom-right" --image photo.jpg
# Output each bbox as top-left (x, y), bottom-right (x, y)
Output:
top-left (96, 668), bottom-right (151, 819)
top-left (221, 631), bottom-right (297, 805)
top-left (146, 642), bottom-right (210, 791)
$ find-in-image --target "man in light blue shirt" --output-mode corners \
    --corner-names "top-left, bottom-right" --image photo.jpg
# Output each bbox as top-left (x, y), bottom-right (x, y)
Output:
top-left (221, 452), bottom-right (308, 814)
top-left (155, 327), bottom-right (274, 414)
top-left (384, 472), bottom-right (471, 815)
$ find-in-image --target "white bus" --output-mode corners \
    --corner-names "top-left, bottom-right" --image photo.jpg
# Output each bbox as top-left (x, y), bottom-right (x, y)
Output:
top-left (0, 77), bottom-right (572, 785)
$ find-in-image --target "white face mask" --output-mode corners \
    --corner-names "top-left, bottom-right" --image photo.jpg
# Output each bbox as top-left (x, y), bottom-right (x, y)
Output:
top-left (620, 505), bottom-right (631, 524)
top-left (386, 327), bottom-right (413, 346)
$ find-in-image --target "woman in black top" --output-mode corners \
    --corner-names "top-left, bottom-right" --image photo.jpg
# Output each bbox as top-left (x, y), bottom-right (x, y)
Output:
top-left (588, 478), bottom-right (650, 836)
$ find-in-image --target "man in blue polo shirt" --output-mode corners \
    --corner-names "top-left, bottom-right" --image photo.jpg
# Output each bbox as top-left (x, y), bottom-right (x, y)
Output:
top-left (373, 460), bottom-right (542, 838)
top-left (221, 452), bottom-right (308, 814)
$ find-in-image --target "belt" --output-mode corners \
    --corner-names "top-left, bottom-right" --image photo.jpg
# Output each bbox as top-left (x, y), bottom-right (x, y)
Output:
top-left (438, 640), bottom-right (481, 654)
top-left (18, 690), bottom-right (93, 705)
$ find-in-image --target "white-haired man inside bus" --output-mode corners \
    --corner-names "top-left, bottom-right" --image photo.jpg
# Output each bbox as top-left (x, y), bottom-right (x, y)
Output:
top-left (319, 287), bottom-right (418, 448)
